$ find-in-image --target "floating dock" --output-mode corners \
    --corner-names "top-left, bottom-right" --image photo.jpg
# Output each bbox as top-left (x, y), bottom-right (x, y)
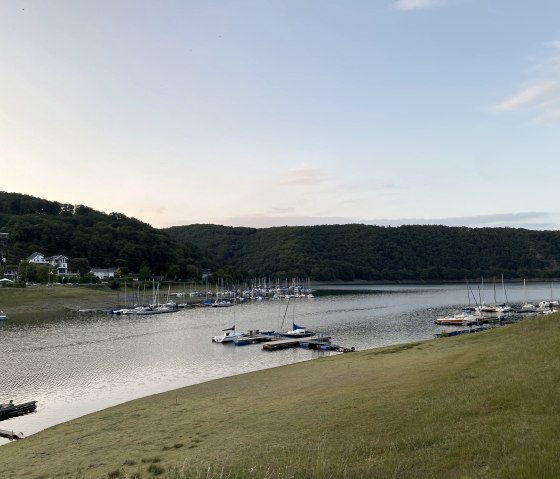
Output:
top-left (434, 326), bottom-right (488, 338)
top-left (262, 335), bottom-right (332, 351)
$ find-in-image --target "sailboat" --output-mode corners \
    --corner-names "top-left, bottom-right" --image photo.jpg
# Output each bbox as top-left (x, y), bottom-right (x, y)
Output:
top-left (212, 296), bottom-right (246, 343)
top-left (520, 279), bottom-right (537, 312)
top-left (212, 325), bottom-right (246, 343)
top-left (277, 299), bottom-right (315, 338)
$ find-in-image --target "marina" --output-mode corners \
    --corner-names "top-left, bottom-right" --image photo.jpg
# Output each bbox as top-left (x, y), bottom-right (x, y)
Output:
top-left (0, 281), bottom-right (557, 445)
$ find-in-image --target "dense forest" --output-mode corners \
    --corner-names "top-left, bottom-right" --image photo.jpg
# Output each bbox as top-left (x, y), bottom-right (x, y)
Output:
top-left (166, 223), bottom-right (560, 281)
top-left (2, 191), bottom-right (560, 282)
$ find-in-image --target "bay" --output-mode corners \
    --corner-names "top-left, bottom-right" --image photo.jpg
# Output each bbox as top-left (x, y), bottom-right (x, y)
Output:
top-left (0, 281), bottom-right (556, 444)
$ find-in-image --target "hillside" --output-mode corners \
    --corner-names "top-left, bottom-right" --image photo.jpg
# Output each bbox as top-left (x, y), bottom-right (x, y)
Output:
top-left (0, 192), bottom-right (205, 278)
top-left (3, 191), bottom-right (560, 282)
top-left (166, 223), bottom-right (560, 281)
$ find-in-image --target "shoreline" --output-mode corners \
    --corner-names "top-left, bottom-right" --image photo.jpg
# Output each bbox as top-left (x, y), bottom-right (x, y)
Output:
top-left (1, 313), bottom-right (559, 478)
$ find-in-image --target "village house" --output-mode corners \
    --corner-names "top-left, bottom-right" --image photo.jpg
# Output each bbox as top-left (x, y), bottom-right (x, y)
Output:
top-left (90, 267), bottom-right (116, 280)
top-left (26, 252), bottom-right (69, 276)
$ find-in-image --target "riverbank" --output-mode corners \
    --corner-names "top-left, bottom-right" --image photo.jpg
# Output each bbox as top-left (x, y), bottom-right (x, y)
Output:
top-left (0, 284), bottom-right (205, 319)
top-left (0, 284), bottom-right (120, 319)
top-left (1, 312), bottom-right (559, 478)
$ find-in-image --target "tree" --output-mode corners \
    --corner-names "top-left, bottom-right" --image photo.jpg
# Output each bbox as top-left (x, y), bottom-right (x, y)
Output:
top-left (139, 264), bottom-right (152, 281)
top-left (167, 264), bottom-right (180, 280)
top-left (69, 258), bottom-right (90, 276)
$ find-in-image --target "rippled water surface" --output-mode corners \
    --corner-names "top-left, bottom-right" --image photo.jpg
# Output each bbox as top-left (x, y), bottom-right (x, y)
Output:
top-left (0, 282), bottom-right (556, 443)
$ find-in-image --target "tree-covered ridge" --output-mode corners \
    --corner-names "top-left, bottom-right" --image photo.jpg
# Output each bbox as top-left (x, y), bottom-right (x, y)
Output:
top-left (166, 223), bottom-right (560, 281)
top-left (0, 192), bottom-right (204, 277)
top-left (3, 191), bottom-right (560, 282)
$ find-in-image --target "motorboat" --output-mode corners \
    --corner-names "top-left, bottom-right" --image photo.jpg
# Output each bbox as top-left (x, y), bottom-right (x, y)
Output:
top-left (0, 400), bottom-right (37, 421)
top-left (434, 313), bottom-right (478, 326)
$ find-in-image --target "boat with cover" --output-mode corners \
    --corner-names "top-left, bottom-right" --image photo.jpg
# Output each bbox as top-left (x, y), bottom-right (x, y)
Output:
top-left (0, 400), bottom-right (37, 421)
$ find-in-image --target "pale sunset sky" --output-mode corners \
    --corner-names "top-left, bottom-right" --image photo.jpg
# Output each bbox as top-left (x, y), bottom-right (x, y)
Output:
top-left (1, 1), bottom-right (559, 229)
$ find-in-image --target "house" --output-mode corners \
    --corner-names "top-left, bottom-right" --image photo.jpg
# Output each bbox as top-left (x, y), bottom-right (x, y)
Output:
top-left (26, 252), bottom-right (49, 264)
top-left (90, 267), bottom-right (116, 280)
top-left (26, 253), bottom-right (69, 275)
top-left (3, 267), bottom-right (18, 280)
top-left (46, 255), bottom-right (69, 275)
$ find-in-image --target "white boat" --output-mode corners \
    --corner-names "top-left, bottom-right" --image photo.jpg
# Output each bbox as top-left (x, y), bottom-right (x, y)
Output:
top-left (434, 313), bottom-right (478, 326)
top-left (0, 310), bottom-right (7, 321)
top-left (212, 327), bottom-right (246, 343)
top-left (211, 300), bottom-right (233, 307)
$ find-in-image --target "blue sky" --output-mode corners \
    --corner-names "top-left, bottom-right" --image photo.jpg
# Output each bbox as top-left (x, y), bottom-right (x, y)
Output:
top-left (1, 0), bottom-right (559, 229)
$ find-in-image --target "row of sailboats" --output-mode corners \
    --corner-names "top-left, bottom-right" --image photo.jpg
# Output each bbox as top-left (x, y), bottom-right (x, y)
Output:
top-left (435, 277), bottom-right (558, 326)
top-left (111, 280), bottom-right (178, 315)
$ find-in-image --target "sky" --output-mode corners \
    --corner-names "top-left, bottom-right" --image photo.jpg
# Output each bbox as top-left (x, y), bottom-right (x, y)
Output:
top-left (1, 1), bottom-right (560, 230)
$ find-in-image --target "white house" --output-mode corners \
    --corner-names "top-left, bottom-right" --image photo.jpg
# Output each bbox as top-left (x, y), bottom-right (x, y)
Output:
top-left (90, 267), bottom-right (116, 280)
top-left (26, 252), bottom-right (49, 264)
top-left (26, 253), bottom-right (69, 275)
top-left (47, 255), bottom-right (69, 275)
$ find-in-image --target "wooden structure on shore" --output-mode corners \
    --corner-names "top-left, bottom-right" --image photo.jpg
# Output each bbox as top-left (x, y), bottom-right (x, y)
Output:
top-left (0, 429), bottom-right (24, 440)
top-left (262, 335), bottom-right (333, 351)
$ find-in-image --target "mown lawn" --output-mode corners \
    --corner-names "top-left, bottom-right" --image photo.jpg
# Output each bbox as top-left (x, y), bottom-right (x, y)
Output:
top-left (1, 313), bottom-right (559, 478)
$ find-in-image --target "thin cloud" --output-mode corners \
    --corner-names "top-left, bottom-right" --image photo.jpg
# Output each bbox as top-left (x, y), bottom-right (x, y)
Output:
top-left (492, 42), bottom-right (560, 122)
top-left (492, 80), bottom-right (558, 112)
top-left (281, 167), bottom-right (329, 186)
top-left (213, 211), bottom-right (557, 230)
top-left (369, 211), bottom-right (552, 228)
top-left (394, 0), bottom-right (447, 11)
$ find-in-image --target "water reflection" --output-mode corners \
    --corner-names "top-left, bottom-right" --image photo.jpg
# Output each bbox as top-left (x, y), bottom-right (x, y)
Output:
top-left (0, 282), bottom-right (556, 444)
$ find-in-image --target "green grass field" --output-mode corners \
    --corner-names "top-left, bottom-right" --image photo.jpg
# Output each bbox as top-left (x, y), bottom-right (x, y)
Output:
top-left (0, 284), bottom-right (119, 315)
top-left (1, 313), bottom-right (560, 478)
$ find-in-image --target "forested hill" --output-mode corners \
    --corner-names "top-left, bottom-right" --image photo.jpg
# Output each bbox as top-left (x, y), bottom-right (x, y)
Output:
top-left (3, 191), bottom-right (560, 282)
top-left (166, 223), bottom-right (560, 281)
top-left (0, 192), bottom-right (204, 277)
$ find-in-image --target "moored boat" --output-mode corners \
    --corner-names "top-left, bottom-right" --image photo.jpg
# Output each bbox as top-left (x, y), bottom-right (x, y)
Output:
top-left (212, 326), bottom-right (246, 343)
top-left (434, 313), bottom-right (478, 326)
top-left (278, 322), bottom-right (316, 338)
top-left (0, 400), bottom-right (37, 421)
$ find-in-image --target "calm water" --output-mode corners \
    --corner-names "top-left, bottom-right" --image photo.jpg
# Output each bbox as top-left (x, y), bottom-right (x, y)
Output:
top-left (0, 281), bottom-right (556, 444)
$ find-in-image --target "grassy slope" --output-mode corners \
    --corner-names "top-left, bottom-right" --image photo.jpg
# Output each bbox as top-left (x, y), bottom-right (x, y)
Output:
top-left (0, 285), bottom-right (119, 316)
top-left (1, 314), bottom-right (560, 478)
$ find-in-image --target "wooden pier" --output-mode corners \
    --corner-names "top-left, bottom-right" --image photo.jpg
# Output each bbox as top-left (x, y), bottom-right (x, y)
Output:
top-left (262, 335), bottom-right (332, 351)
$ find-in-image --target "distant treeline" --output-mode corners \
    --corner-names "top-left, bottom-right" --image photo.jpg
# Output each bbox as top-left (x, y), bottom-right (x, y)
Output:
top-left (2, 191), bottom-right (560, 282)
top-left (166, 223), bottom-right (560, 281)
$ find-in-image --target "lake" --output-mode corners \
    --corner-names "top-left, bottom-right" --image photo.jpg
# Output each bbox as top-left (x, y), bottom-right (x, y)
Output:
top-left (0, 281), bottom-right (556, 444)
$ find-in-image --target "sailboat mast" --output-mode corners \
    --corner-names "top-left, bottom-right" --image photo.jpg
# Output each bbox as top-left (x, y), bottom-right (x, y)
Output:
top-left (280, 298), bottom-right (290, 331)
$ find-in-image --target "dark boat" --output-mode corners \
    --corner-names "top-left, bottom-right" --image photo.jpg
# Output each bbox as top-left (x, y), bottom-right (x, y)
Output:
top-left (0, 401), bottom-right (37, 421)
top-left (277, 323), bottom-right (316, 338)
